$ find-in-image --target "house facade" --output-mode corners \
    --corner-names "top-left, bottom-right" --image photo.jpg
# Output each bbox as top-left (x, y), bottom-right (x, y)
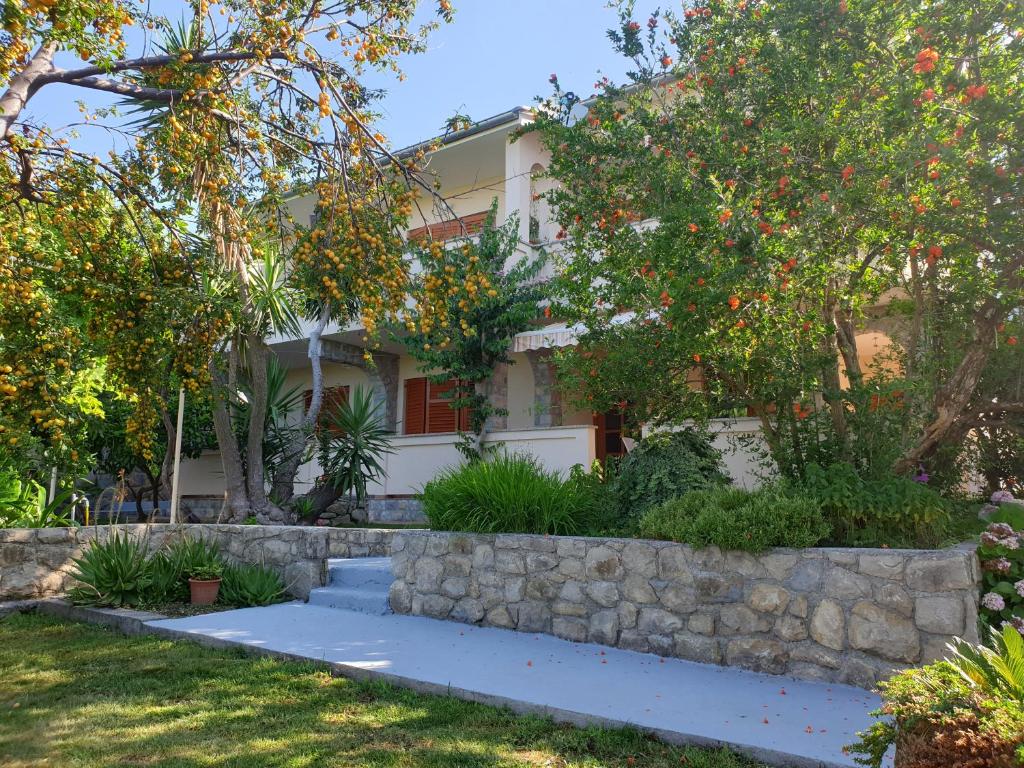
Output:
top-left (175, 107), bottom-right (794, 521)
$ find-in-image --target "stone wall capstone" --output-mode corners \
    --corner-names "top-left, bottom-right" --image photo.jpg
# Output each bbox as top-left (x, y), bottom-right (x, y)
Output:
top-left (388, 531), bottom-right (982, 688)
top-left (0, 524), bottom-right (399, 601)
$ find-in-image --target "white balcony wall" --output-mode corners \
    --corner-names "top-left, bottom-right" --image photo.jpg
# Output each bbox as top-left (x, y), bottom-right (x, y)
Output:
top-left (643, 417), bottom-right (770, 490)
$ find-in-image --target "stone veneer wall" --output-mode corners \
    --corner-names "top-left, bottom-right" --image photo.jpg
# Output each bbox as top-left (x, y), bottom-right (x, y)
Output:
top-left (389, 531), bottom-right (981, 688)
top-left (0, 524), bottom-right (399, 602)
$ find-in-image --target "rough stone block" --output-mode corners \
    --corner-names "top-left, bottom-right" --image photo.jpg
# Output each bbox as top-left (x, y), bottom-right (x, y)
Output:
top-left (725, 638), bottom-right (788, 675)
top-left (719, 604), bottom-right (771, 635)
top-left (638, 607), bottom-right (684, 635)
top-left (824, 567), bottom-right (873, 600)
top-left (848, 601), bottom-right (919, 663)
top-left (586, 580), bottom-right (620, 608)
top-left (552, 617), bottom-right (588, 643)
top-left (589, 609), bottom-right (620, 645)
top-left (915, 595), bottom-right (965, 635)
top-left (905, 555), bottom-right (975, 592)
top-left (858, 553), bottom-right (905, 580)
top-left (747, 583), bottom-right (790, 615)
top-left (810, 599), bottom-right (845, 651)
top-left (585, 546), bottom-right (624, 581)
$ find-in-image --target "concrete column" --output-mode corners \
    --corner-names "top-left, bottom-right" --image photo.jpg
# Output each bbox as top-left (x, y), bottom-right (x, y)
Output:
top-left (525, 351), bottom-right (562, 428)
top-left (504, 130), bottom-right (532, 251)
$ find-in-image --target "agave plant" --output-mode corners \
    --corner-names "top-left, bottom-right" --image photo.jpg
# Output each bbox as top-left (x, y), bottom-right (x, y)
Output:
top-left (946, 624), bottom-right (1024, 701)
top-left (68, 532), bottom-right (152, 607)
top-left (219, 563), bottom-right (287, 607)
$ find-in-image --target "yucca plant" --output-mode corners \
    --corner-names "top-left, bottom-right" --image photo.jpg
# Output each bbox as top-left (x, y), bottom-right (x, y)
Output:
top-left (219, 563), bottom-right (287, 607)
top-left (68, 532), bottom-right (152, 607)
top-left (947, 624), bottom-right (1024, 701)
top-left (319, 386), bottom-right (393, 506)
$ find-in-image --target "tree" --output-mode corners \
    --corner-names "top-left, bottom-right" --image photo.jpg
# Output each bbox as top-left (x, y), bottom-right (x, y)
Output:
top-left (400, 204), bottom-right (546, 457)
top-left (532, 0), bottom-right (1024, 482)
top-left (85, 384), bottom-right (216, 520)
top-left (2, 1), bottom-right (456, 521)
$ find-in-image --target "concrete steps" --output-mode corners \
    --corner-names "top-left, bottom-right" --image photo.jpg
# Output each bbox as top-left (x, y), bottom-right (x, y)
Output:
top-left (307, 557), bottom-right (393, 615)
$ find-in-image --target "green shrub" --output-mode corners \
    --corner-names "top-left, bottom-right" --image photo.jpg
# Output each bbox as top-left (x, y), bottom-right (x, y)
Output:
top-left (422, 453), bottom-right (602, 535)
top-left (802, 462), bottom-right (952, 548)
top-left (68, 532), bottom-right (152, 607)
top-left (848, 629), bottom-right (1024, 767)
top-left (612, 430), bottom-right (729, 518)
top-left (638, 484), bottom-right (830, 552)
top-left (565, 462), bottom-right (622, 534)
top-left (220, 563), bottom-right (287, 607)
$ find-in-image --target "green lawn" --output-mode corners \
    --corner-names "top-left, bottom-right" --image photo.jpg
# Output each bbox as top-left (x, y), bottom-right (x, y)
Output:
top-left (0, 612), bottom-right (771, 768)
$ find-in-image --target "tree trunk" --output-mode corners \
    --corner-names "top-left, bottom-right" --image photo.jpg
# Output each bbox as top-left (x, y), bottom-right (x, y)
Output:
top-left (243, 335), bottom-right (288, 523)
top-left (270, 310), bottom-right (329, 504)
top-left (209, 354), bottom-right (252, 522)
top-left (893, 253), bottom-right (1024, 474)
top-left (159, 406), bottom-right (176, 500)
top-left (0, 43), bottom-right (56, 141)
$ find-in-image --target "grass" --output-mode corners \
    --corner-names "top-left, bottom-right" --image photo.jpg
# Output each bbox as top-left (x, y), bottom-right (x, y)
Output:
top-left (0, 612), bottom-right (772, 768)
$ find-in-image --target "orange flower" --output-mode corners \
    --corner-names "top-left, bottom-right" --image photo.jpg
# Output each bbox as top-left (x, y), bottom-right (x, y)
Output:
top-left (841, 164), bottom-right (855, 182)
top-left (719, 209), bottom-right (733, 223)
top-left (688, 222), bottom-right (700, 233)
top-left (913, 47), bottom-right (939, 74)
top-left (728, 295), bottom-right (741, 310)
top-left (692, 353), bottom-right (701, 363)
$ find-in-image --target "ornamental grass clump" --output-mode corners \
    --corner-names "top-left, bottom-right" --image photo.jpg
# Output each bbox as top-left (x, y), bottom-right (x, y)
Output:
top-left (422, 454), bottom-right (600, 536)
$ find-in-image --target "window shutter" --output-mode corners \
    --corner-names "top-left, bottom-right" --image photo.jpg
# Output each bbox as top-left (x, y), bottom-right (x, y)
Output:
top-left (404, 377), bottom-right (427, 435)
top-left (304, 386), bottom-right (349, 434)
top-left (427, 379), bottom-right (459, 433)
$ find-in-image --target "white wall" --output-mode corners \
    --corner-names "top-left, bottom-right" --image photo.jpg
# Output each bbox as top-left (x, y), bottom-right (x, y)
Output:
top-left (642, 418), bottom-right (771, 490)
top-left (506, 352), bottom-right (534, 429)
top-left (366, 425), bottom-right (596, 496)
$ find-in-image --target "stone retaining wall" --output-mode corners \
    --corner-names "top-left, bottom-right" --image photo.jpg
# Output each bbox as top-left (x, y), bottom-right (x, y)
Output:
top-left (0, 524), bottom-right (399, 601)
top-left (389, 531), bottom-right (981, 688)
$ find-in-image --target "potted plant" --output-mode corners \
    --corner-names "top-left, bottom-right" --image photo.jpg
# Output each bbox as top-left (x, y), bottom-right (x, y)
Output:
top-left (188, 562), bottom-right (224, 605)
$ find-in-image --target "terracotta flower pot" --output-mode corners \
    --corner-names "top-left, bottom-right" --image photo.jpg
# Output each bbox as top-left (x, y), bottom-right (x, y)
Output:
top-left (189, 577), bottom-right (221, 606)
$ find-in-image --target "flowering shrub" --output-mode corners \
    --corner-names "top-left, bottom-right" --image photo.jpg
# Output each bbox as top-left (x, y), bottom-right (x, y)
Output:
top-left (979, 521), bottom-right (1024, 632)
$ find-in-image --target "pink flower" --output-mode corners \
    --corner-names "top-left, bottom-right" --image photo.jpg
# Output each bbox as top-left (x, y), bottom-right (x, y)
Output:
top-left (992, 490), bottom-right (1015, 504)
top-left (1003, 617), bottom-right (1024, 634)
top-left (1015, 580), bottom-right (1024, 598)
top-left (983, 557), bottom-right (1013, 574)
top-left (982, 592), bottom-right (1006, 612)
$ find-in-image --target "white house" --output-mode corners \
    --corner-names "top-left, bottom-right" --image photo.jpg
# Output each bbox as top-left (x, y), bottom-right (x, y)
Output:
top-left (175, 106), bottom-right (784, 521)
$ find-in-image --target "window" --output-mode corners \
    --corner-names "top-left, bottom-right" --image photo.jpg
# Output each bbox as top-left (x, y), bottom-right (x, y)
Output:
top-left (403, 377), bottom-right (470, 435)
top-left (406, 211), bottom-right (489, 243)
top-left (304, 385), bottom-right (349, 435)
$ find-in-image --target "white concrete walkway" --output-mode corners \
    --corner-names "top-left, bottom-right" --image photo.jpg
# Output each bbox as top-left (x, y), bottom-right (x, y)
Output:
top-left (149, 603), bottom-right (889, 768)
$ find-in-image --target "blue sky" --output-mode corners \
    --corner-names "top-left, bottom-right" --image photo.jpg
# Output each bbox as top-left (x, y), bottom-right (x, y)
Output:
top-left (28, 0), bottom-right (659, 156)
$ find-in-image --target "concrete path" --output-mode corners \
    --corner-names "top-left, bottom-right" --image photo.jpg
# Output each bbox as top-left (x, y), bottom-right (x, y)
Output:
top-left (149, 603), bottom-right (887, 768)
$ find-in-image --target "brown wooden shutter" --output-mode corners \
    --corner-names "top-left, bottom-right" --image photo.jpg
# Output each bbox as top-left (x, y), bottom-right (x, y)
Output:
top-left (304, 386), bottom-right (349, 434)
top-left (404, 377), bottom-right (427, 435)
top-left (427, 379), bottom-right (459, 433)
